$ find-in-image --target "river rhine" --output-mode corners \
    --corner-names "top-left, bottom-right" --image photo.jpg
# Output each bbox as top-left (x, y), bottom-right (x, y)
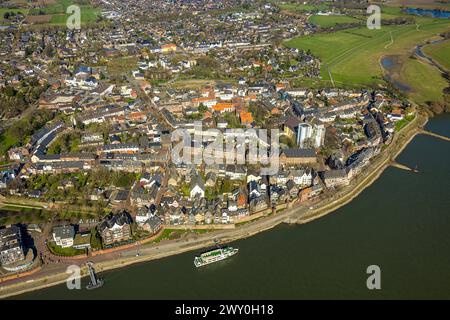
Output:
top-left (14, 115), bottom-right (450, 299)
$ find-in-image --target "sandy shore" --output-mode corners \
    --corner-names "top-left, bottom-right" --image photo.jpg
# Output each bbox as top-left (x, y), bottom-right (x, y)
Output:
top-left (0, 112), bottom-right (430, 299)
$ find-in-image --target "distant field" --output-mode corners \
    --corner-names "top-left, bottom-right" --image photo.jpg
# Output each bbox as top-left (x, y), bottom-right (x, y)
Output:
top-left (308, 14), bottom-right (363, 28)
top-left (278, 2), bottom-right (330, 12)
top-left (379, 5), bottom-right (411, 20)
top-left (170, 79), bottom-right (234, 90)
top-left (285, 7), bottom-right (450, 103)
top-left (0, 0), bottom-right (99, 25)
top-left (0, 8), bottom-right (29, 21)
top-left (423, 40), bottom-right (450, 71)
top-left (29, 3), bottom-right (64, 15)
top-left (49, 6), bottom-right (100, 25)
top-left (26, 14), bottom-right (53, 24)
top-left (382, 0), bottom-right (450, 10)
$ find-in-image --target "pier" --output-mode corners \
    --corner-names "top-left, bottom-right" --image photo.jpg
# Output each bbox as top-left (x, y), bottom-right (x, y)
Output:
top-left (419, 129), bottom-right (450, 142)
top-left (389, 161), bottom-right (418, 172)
top-left (86, 262), bottom-right (104, 290)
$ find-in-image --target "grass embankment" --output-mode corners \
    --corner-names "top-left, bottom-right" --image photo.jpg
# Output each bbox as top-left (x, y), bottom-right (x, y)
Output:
top-left (47, 242), bottom-right (86, 257)
top-left (395, 113), bottom-right (416, 131)
top-left (150, 228), bottom-right (213, 244)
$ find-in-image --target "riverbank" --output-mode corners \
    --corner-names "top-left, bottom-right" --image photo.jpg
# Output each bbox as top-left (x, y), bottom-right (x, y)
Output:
top-left (0, 111), bottom-right (431, 299)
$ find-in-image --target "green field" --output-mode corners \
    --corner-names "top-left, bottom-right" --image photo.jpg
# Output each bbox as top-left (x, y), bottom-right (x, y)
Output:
top-left (1, 0), bottom-right (99, 25)
top-left (401, 57), bottom-right (448, 104)
top-left (285, 9), bottom-right (450, 104)
top-left (379, 5), bottom-right (408, 20)
top-left (50, 7), bottom-right (99, 25)
top-left (1, 202), bottom-right (44, 210)
top-left (278, 3), bottom-right (330, 12)
top-left (309, 14), bottom-right (363, 28)
top-left (0, 8), bottom-right (29, 21)
top-left (0, 132), bottom-right (19, 156)
top-left (423, 40), bottom-right (450, 71)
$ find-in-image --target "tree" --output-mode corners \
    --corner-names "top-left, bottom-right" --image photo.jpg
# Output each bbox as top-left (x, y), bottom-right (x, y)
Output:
top-left (280, 135), bottom-right (296, 148)
top-left (44, 44), bottom-right (55, 58)
top-left (3, 86), bottom-right (16, 97)
top-left (25, 46), bottom-right (34, 57)
top-left (198, 103), bottom-right (208, 114)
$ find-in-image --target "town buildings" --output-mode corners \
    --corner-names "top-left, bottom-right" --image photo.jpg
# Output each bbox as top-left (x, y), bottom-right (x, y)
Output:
top-left (0, 0), bottom-right (402, 255)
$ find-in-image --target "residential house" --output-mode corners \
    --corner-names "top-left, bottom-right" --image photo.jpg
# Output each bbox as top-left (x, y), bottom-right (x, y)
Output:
top-left (286, 180), bottom-right (299, 198)
top-left (205, 172), bottom-right (217, 187)
top-left (141, 215), bottom-right (163, 234)
top-left (225, 165), bottom-right (246, 180)
top-left (52, 225), bottom-right (75, 248)
top-left (7, 147), bottom-right (29, 162)
top-left (250, 195), bottom-right (268, 213)
top-left (248, 180), bottom-right (262, 201)
top-left (322, 169), bottom-right (350, 188)
top-left (97, 211), bottom-right (133, 246)
top-left (290, 168), bottom-right (313, 186)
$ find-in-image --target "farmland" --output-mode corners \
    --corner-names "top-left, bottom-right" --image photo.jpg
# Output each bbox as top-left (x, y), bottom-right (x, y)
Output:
top-left (400, 57), bottom-right (448, 104)
top-left (308, 14), bottom-right (363, 28)
top-left (278, 2), bottom-right (330, 13)
top-left (285, 7), bottom-right (450, 104)
top-left (0, 0), bottom-right (100, 26)
top-left (422, 40), bottom-right (450, 71)
top-left (0, 8), bottom-right (29, 21)
top-left (381, 0), bottom-right (450, 10)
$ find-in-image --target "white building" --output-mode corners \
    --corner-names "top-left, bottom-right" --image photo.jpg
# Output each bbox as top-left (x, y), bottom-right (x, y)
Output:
top-left (297, 122), bottom-right (325, 148)
top-left (291, 169), bottom-right (313, 186)
top-left (297, 123), bottom-right (312, 148)
top-left (190, 176), bottom-right (205, 199)
top-left (52, 225), bottom-right (75, 248)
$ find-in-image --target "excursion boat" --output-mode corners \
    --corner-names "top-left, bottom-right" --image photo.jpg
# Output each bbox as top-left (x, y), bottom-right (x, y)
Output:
top-left (194, 246), bottom-right (239, 268)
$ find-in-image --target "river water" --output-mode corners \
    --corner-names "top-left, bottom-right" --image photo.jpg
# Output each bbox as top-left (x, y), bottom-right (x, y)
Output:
top-left (11, 115), bottom-right (450, 299)
top-left (405, 8), bottom-right (450, 19)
